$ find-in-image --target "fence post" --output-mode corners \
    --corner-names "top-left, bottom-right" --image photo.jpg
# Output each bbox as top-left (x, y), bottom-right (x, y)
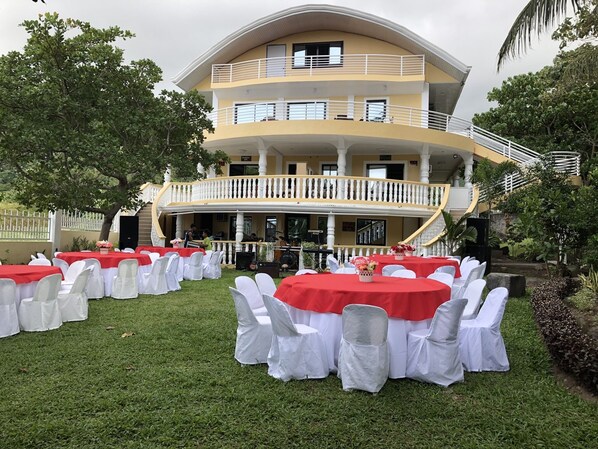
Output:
top-left (49, 210), bottom-right (62, 252)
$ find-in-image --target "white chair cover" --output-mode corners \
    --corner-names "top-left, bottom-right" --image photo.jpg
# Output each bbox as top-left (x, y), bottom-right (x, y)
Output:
top-left (60, 260), bottom-right (86, 292)
top-left (406, 297), bottom-right (467, 386)
top-left (57, 268), bottom-right (91, 322)
top-left (459, 287), bottom-right (510, 372)
top-left (326, 255), bottom-right (340, 273)
top-left (141, 256), bottom-right (169, 295)
top-left (435, 265), bottom-right (456, 277)
top-left (82, 258), bottom-right (105, 299)
top-left (18, 273), bottom-right (62, 332)
top-left (334, 267), bottom-right (357, 274)
top-left (36, 252), bottom-right (48, 260)
top-left (203, 251), bottom-right (221, 279)
top-left (390, 269), bottom-right (416, 279)
top-left (229, 287), bottom-right (273, 365)
top-left (28, 259), bottom-right (51, 266)
top-left (381, 264), bottom-right (405, 276)
top-left (52, 257), bottom-right (70, 277)
top-left (148, 252), bottom-right (161, 264)
top-left (235, 276), bottom-right (268, 316)
top-left (165, 254), bottom-right (181, 291)
top-left (295, 269), bottom-right (318, 275)
top-left (458, 259), bottom-right (480, 281)
top-left (183, 252), bottom-right (204, 280)
top-left (461, 279), bottom-right (486, 320)
top-left (262, 294), bottom-right (329, 381)
top-left (31, 255), bottom-right (37, 261)
top-left (255, 273), bottom-right (277, 297)
top-left (427, 272), bottom-right (454, 288)
top-left (122, 248), bottom-right (135, 253)
top-left (112, 259), bottom-right (139, 299)
top-left (337, 304), bottom-right (389, 393)
top-left (0, 279), bottom-right (20, 338)
top-left (452, 263), bottom-right (485, 299)
top-left (139, 250), bottom-right (151, 255)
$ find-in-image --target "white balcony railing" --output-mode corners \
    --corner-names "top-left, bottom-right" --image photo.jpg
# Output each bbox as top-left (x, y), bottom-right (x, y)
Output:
top-left (212, 54), bottom-right (425, 83)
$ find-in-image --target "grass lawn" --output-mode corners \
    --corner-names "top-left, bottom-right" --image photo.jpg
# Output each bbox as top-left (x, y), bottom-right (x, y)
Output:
top-left (1, 269), bottom-right (596, 448)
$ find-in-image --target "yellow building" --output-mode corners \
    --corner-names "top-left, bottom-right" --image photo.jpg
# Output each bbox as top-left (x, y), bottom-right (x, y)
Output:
top-left (146, 4), bottom-right (579, 263)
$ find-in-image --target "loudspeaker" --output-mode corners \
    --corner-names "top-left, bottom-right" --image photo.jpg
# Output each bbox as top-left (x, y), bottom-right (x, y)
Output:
top-left (119, 216), bottom-right (139, 250)
top-left (466, 218), bottom-right (489, 246)
top-left (235, 252), bottom-right (255, 270)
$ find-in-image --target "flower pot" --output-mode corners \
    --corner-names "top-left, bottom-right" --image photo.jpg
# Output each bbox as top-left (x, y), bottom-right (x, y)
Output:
top-left (404, 251), bottom-right (413, 257)
top-left (173, 243), bottom-right (180, 248)
top-left (99, 248), bottom-right (109, 255)
top-left (395, 254), bottom-right (404, 260)
top-left (358, 271), bottom-right (374, 283)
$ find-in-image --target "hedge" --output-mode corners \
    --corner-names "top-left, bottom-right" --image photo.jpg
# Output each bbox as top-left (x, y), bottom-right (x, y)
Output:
top-left (530, 278), bottom-right (598, 394)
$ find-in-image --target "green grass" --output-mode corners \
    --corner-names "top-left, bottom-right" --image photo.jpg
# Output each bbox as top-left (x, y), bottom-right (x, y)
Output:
top-left (1, 270), bottom-right (596, 449)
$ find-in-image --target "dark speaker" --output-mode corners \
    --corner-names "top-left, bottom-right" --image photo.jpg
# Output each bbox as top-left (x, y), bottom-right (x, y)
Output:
top-left (119, 216), bottom-right (139, 250)
top-left (466, 218), bottom-right (489, 246)
top-left (463, 245), bottom-right (491, 275)
top-left (235, 251), bottom-right (255, 270)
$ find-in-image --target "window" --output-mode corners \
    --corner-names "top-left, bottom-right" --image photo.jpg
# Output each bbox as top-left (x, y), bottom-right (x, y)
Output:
top-left (356, 218), bottom-right (386, 246)
top-left (287, 102), bottom-right (327, 120)
top-left (265, 216), bottom-right (277, 242)
top-left (365, 99), bottom-right (387, 122)
top-left (286, 214), bottom-right (309, 243)
top-left (234, 103), bottom-right (275, 124)
top-left (366, 163), bottom-right (404, 180)
top-left (293, 42), bottom-right (343, 68)
top-left (229, 164), bottom-right (259, 176)
top-left (321, 164), bottom-right (338, 177)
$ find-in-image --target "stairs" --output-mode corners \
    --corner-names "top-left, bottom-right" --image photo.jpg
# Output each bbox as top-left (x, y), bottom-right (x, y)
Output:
top-left (136, 203), bottom-right (153, 246)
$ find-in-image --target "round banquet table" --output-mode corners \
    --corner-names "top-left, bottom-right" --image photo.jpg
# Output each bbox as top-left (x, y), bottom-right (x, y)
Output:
top-left (135, 246), bottom-right (205, 280)
top-left (370, 254), bottom-right (461, 278)
top-left (56, 252), bottom-right (152, 296)
top-left (0, 265), bottom-right (62, 307)
top-left (275, 273), bottom-right (451, 378)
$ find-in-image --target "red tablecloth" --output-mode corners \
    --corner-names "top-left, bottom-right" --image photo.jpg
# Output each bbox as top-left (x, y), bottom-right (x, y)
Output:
top-left (370, 255), bottom-right (461, 278)
top-left (0, 265), bottom-right (62, 284)
top-left (135, 246), bottom-right (205, 257)
top-left (275, 274), bottom-right (450, 321)
top-left (57, 252), bottom-right (152, 269)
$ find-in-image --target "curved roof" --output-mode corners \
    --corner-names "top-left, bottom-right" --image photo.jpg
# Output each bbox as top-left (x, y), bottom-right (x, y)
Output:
top-left (174, 4), bottom-right (471, 92)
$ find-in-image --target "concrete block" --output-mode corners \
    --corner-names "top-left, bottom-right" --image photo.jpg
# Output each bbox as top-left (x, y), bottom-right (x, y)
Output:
top-left (486, 273), bottom-right (526, 297)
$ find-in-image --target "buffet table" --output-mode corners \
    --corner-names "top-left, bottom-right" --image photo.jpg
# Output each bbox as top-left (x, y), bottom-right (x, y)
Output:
top-left (370, 255), bottom-right (461, 278)
top-left (0, 265), bottom-right (62, 307)
top-left (275, 273), bottom-right (451, 378)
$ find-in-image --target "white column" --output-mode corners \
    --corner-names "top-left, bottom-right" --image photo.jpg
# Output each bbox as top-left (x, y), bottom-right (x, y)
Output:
top-left (258, 148), bottom-right (268, 176)
top-left (207, 165), bottom-right (216, 179)
top-left (336, 140), bottom-right (347, 177)
top-left (326, 213), bottom-right (335, 249)
top-left (164, 165), bottom-right (171, 184)
top-left (420, 146), bottom-right (430, 184)
top-left (49, 210), bottom-right (62, 253)
top-left (235, 211), bottom-right (244, 252)
top-left (453, 174), bottom-right (461, 187)
top-left (175, 214), bottom-right (184, 240)
top-left (464, 154), bottom-right (474, 188)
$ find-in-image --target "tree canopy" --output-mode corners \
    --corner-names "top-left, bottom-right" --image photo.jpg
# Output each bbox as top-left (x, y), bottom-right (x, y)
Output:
top-left (0, 13), bottom-right (227, 239)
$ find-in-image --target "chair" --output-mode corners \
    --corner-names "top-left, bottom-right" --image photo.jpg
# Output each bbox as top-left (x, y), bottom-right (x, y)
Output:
top-left (18, 273), bottom-right (63, 332)
top-left (333, 267), bottom-right (357, 274)
top-left (60, 260), bottom-right (86, 292)
top-left (122, 247), bottom-right (135, 253)
top-left (36, 252), bottom-right (48, 260)
top-left (148, 252), bottom-right (161, 264)
top-left (140, 256), bottom-right (169, 295)
top-left (139, 250), bottom-right (151, 255)
top-left (202, 251), bottom-right (221, 279)
top-left (381, 264), bottom-right (405, 276)
top-left (112, 259), bottom-right (139, 299)
top-left (337, 304), bottom-right (389, 393)
top-left (113, 248), bottom-right (121, 252)
top-left (57, 268), bottom-right (91, 322)
top-left (81, 258), bottom-right (105, 299)
top-left (262, 294), bottom-right (329, 381)
top-left (183, 252), bottom-right (204, 280)
top-left (80, 250), bottom-right (92, 252)
top-left (452, 262), bottom-right (486, 299)
top-left (459, 259), bottom-right (480, 280)
top-left (427, 272), bottom-right (454, 288)
top-left (52, 257), bottom-right (70, 277)
top-left (406, 297), bottom-right (467, 386)
top-left (255, 273), bottom-right (277, 297)
top-left (228, 287), bottom-right (273, 365)
top-left (459, 287), bottom-right (510, 372)
top-left (326, 254), bottom-right (340, 273)
top-left (28, 258), bottom-right (51, 266)
top-left (434, 265), bottom-right (456, 277)
top-left (390, 269), bottom-right (416, 279)
top-left (234, 276), bottom-right (268, 316)
top-left (295, 269), bottom-right (318, 275)
top-left (461, 279), bottom-right (486, 320)
top-left (31, 254), bottom-right (37, 261)
top-left (0, 279), bottom-right (20, 338)
top-left (165, 254), bottom-right (181, 291)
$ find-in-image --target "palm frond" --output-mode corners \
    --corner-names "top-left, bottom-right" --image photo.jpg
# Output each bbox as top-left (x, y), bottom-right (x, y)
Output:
top-left (497, 0), bottom-right (580, 70)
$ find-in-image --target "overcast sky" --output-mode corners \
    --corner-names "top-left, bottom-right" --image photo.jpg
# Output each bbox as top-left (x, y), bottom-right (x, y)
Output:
top-left (0, 0), bottom-right (562, 121)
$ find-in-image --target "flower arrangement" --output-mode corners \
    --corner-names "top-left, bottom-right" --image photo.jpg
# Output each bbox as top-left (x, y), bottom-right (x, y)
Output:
top-left (96, 240), bottom-right (113, 249)
top-left (390, 243), bottom-right (416, 255)
top-left (350, 256), bottom-right (378, 273)
top-left (170, 238), bottom-right (183, 244)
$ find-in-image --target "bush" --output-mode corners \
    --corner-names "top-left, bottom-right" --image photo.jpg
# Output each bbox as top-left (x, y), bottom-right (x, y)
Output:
top-left (531, 278), bottom-right (598, 394)
top-left (69, 236), bottom-right (96, 251)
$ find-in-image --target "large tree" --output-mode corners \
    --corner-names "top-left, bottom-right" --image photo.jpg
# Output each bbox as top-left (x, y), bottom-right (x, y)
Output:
top-left (0, 14), bottom-right (227, 240)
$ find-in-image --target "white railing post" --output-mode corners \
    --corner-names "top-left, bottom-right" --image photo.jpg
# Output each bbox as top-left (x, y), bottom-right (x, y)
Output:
top-left (49, 210), bottom-right (61, 250)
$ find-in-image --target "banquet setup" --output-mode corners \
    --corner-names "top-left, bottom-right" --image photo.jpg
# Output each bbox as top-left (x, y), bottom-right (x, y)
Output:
top-left (229, 255), bottom-right (509, 393)
top-left (0, 246), bottom-right (223, 337)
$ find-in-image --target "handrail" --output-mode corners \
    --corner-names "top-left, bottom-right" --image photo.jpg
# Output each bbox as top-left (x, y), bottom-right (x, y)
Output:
top-left (150, 183), bottom-right (170, 245)
top-left (402, 183), bottom-right (451, 244)
top-left (212, 54), bottom-right (425, 83)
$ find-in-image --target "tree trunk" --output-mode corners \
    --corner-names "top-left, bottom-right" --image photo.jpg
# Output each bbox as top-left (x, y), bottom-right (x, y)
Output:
top-left (99, 215), bottom-right (114, 241)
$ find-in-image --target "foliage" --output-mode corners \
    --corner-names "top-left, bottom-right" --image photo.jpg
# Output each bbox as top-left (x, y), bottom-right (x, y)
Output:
top-left (531, 277), bottom-right (598, 394)
top-left (568, 288), bottom-right (597, 311)
top-left (69, 236), bottom-right (96, 251)
top-left (300, 241), bottom-right (318, 268)
top-left (0, 249), bottom-right (9, 265)
top-left (0, 14), bottom-right (229, 241)
top-left (438, 210), bottom-right (478, 255)
top-left (579, 266), bottom-right (598, 295)
top-left (500, 238), bottom-right (546, 262)
top-left (471, 158), bottom-right (521, 215)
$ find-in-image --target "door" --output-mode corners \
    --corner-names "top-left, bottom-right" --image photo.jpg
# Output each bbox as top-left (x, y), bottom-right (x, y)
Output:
top-left (267, 44), bottom-right (286, 78)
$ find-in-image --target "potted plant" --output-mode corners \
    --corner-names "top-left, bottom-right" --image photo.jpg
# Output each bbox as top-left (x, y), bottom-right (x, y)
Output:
top-left (390, 243), bottom-right (416, 259)
top-left (438, 210), bottom-right (478, 255)
top-left (96, 240), bottom-right (113, 255)
top-left (170, 237), bottom-right (183, 248)
top-left (351, 256), bottom-right (378, 282)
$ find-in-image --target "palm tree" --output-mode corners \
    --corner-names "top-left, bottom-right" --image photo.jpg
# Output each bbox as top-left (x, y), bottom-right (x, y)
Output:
top-left (438, 210), bottom-right (478, 255)
top-left (497, 0), bottom-right (583, 70)
top-left (471, 158), bottom-right (521, 215)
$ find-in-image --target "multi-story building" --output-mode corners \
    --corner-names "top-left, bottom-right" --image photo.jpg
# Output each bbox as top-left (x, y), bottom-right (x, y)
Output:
top-left (145, 4), bottom-right (579, 263)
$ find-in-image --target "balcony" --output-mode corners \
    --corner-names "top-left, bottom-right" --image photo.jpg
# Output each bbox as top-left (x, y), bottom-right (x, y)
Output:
top-left (211, 54), bottom-right (425, 85)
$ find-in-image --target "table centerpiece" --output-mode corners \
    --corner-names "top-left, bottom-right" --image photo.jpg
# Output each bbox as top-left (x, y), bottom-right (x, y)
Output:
top-left (170, 237), bottom-right (183, 248)
top-left (390, 243), bottom-right (416, 260)
top-left (351, 256), bottom-right (378, 282)
top-left (96, 240), bottom-right (113, 255)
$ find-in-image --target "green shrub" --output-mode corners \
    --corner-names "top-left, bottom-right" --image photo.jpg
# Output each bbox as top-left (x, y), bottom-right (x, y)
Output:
top-left (568, 288), bottom-right (597, 311)
top-left (69, 236), bottom-right (96, 251)
top-left (500, 237), bottom-right (545, 261)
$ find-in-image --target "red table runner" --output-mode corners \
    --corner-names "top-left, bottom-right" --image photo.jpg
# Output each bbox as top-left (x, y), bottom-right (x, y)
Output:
top-left (0, 265), bottom-right (62, 284)
top-left (370, 255), bottom-right (461, 278)
top-left (135, 246), bottom-right (205, 257)
top-left (57, 252), bottom-right (152, 269)
top-left (275, 274), bottom-right (450, 321)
